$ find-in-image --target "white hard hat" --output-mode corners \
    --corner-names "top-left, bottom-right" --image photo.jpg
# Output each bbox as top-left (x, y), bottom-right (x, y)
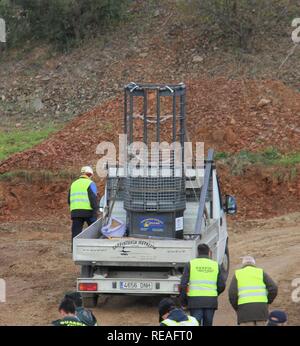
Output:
top-left (81, 166), bottom-right (94, 176)
top-left (241, 255), bottom-right (256, 266)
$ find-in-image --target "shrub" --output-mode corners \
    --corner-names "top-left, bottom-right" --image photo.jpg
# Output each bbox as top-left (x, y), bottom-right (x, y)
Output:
top-left (0, 0), bottom-right (129, 50)
top-left (182, 0), bottom-right (300, 52)
top-left (0, 0), bottom-right (30, 48)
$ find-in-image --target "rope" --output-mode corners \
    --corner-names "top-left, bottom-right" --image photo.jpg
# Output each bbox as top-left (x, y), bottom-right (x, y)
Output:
top-left (132, 113), bottom-right (173, 123)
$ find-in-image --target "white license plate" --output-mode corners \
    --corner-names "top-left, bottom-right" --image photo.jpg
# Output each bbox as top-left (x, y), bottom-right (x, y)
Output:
top-left (120, 281), bottom-right (153, 290)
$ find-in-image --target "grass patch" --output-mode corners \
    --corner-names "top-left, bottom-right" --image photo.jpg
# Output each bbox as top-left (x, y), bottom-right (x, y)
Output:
top-left (0, 124), bottom-right (61, 162)
top-left (0, 170), bottom-right (78, 183)
top-left (216, 147), bottom-right (300, 175)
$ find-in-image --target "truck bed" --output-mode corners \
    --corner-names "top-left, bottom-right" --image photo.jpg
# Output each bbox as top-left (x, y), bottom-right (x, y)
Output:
top-left (73, 217), bottom-right (220, 267)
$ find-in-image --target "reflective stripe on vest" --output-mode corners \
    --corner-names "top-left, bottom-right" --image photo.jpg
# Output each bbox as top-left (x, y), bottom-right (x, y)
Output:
top-left (235, 266), bottom-right (268, 305)
top-left (187, 258), bottom-right (218, 297)
top-left (162, 316), bottom-right (199, 326)
top-left (59, 320), bottom-right (87, 326)
top-left (70, 177), bottom-right (92, 211)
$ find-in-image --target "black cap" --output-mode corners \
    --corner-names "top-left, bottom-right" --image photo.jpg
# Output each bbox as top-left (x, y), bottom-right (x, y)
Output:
top-left (158, 298), bottom-right (175, 321)
top-left (268, 310), bottom-right (287, 325)
top-left (64, 291), bottom-right (83, 308)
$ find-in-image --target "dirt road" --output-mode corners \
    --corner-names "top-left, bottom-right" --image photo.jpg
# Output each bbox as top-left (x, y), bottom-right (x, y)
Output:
top-left (0, 213), bottom-right (299, 326)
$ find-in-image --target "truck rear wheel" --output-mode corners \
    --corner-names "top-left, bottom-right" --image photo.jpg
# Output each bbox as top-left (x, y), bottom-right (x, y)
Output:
top-left (82, 294), bottom-right (98, 308)
top-left (80, 265), bottom-right (93, 278)
top-left (221, 243), bottom-right (230, 282)
top-left (80, 265), bottom-right (98, 308)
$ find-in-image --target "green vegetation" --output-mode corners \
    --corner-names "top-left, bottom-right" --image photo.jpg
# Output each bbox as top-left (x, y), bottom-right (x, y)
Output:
top-left (0, 124), bottom-right (61, 161)
top-left (0, 0), bottom-right (130, 50)
top-left (0, 169), bottom-right (78, 182)
top-left (179, 0), bottom-right (300, 52)
top-left (216, 147), bottom-right (300, 175)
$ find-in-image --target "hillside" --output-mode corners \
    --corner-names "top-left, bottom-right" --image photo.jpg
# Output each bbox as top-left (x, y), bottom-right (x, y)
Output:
top-left (0, 1), bottom-right (300, 222)
top-left (1, 0), bottom-right (300, 328)
top-left (1, 0), bottom-right (300, 129)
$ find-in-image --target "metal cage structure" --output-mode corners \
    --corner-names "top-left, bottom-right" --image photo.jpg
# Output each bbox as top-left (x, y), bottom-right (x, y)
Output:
top-left (123, 83), bottom-right (187, 238)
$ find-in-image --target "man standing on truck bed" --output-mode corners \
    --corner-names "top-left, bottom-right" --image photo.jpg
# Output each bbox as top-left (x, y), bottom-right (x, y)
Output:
top-left (180, 244), bottom-right (226, 326)
top-left (68, 166), bottom-right (98, 247)
top-left (228, 256), bottom-right (278, 326)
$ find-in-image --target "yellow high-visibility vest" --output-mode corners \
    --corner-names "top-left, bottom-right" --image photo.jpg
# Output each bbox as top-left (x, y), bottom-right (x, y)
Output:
top-left (70, 177), bottom-right (92, 211)
top-left (187, 258), bottom-right (218, 297)
top-left (162, 315), bottom-right (199, 326)
top-left (235, 266), bottom-right (268, 305)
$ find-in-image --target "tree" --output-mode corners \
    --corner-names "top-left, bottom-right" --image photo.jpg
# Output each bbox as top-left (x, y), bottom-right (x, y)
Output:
top-left (186, 0), bottom-right (299, 52)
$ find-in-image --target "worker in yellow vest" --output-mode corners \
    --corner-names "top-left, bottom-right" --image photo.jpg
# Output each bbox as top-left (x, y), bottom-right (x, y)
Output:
top-left (68, 166), bottom-right (98, 248)
top-left (228, 256), bottom-right (278, 326)
top-left (180, 244), bottom-right (226, 326)
top-left (158, 298), bottom-right (199, 326)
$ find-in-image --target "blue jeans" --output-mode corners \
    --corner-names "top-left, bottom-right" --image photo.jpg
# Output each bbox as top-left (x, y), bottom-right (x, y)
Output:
top-left (190, 308), bottom-right (215, 326)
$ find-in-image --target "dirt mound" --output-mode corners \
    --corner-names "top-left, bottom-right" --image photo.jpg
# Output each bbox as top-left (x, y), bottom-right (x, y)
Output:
top-left (1, 79), bottom-right (300, 220)
top-left (1, 79), bottom-right (300, 173)
top-left (218, 164), bottom-right (300, 219)
top-left (187, 79), bottom-right (300, 152)
top-left (0, 180), bottom-right (70, 221)
top-left (0, 96), bottom-right (123, 173)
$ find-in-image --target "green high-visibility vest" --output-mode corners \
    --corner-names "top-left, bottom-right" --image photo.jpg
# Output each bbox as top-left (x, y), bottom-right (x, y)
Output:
top-left (235, 266), bottom-right (268, 305)
top-left (187, 258), bottom-right (219, 297)
top-left (58, 319), bottom-right (87, 327)
top-left (70, 177), bottom-right (92, 211)
top-left (162, 315), bottom-right (199, 326)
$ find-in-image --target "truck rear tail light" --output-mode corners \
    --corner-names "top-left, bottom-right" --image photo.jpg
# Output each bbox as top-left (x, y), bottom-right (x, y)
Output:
top-left (174, 284), bottom-right (180, 292)
top-left (79, 283), bottom-right (98, 291)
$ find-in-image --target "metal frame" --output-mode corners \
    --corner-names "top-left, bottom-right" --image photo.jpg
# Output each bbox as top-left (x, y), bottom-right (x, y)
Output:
top-left (124, 82), bottom-right (186, 150)
top-left (194, 149), bottom-right (215, 237)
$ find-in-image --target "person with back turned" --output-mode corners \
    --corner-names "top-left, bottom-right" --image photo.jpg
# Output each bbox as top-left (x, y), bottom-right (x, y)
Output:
top-left (228, 256), bottom-right (278, 326)
top-left (52, 298), bottom-right (87, 326)
top-left (180, 244), bottom-right (226, 326)
top-left (158, 298), bottom-right (199, 326)
top-left (68, 166), bottom-right (98, 249)
top-left (266, 310), bottom-right (287, 326)
top-left (64, 291), bottom-right (98, 326)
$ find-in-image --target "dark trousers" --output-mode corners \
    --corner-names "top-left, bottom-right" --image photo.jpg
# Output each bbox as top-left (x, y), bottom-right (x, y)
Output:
top-left (71, 217), bottom-right (95, 251)
top-left (190, 308), bottom-right (215, 326)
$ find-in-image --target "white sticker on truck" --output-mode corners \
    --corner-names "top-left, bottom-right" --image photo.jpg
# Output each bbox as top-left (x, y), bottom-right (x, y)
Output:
top-left (176, 217), bottom-right (184, 231)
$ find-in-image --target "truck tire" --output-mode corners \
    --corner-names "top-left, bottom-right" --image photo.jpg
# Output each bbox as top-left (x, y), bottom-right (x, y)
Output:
top-left (80, 265), bottom-right (98, 308)
top-left (80, 265), bottom-right (93, 278)
top-left (221, 243), bottom-right (230, 282)
top-left (82, 294), bottom-right (98, 308)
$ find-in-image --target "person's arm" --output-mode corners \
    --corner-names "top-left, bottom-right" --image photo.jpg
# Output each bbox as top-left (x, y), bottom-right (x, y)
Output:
top-left (228, 275), bottom-right (238, 311)
top-left (67, 189), bottom-right (70, 206)
top-left (217, 265), bottom-right (226, 295)
top-left (52, 319), bottom-right (61, 326)
top-left (90, 181), bottom-right (98, 196)
top-left (179, 263), bottom-right (190, 306)
top-left (91, 311), bottom-right (98, 326)
top-left (263, 272), bottom-right (278, 304)
top-left (88, 183), bottom-right (98, 216)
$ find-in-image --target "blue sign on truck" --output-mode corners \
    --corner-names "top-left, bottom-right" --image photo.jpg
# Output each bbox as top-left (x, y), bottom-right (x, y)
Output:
top-left (139, 217), bottom-right (165, 232)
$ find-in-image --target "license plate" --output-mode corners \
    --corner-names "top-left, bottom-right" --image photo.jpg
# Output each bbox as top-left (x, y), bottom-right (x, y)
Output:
top-left (120, 281), bottom-right (153, 290)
